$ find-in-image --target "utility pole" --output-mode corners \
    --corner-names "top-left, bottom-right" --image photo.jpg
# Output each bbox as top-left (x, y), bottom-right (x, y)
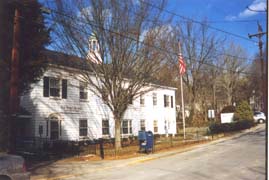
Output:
top-left (248, 22), bottom-right (267, 113)
top-left (9, 6), bottom-right (21, 153)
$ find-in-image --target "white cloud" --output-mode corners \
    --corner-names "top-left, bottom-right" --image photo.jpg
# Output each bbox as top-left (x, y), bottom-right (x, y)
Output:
top-left (225, 0), bottom-right (266, 20)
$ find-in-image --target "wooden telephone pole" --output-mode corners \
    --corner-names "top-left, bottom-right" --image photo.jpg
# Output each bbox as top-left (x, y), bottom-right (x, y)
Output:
top-left (8, 6), bottom-right (21, 152)
top-left (248, 22), bottom-right (267, 113)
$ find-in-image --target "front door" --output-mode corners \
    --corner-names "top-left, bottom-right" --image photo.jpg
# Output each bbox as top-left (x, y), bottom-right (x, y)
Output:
top-left (50, 121), bottom-right (59, 140)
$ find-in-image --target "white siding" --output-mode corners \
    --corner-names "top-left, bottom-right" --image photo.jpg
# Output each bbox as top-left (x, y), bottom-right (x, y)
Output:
top-left (20, 65), bottom-right (177, 141)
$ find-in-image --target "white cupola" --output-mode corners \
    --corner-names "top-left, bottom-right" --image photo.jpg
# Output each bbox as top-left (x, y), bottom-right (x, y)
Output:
top-left (87, 35), bottom-right (102, 64)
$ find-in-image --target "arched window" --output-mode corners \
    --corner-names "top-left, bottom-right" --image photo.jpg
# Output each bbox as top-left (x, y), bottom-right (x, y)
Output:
top-left (48, 113), bottom-right (62, 140)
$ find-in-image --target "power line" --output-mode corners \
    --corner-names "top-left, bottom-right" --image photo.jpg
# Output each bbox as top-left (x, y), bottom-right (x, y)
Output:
top-left (45, 8), bottom-right (256, 74)
top-left (206, 19), bottom-right (266, 23)
top-left (140, 1), bottom-right (258, 44)
top-left (47, 17), bottom-right (255, 75)
top-left (32, 3), bottom-right (256, 61)
top-left (15, 4), bottom-right (256, 75)
top-left (14, 10), bottom-right (255, 76)
top-left (44, 7), bottom-right (254, 62)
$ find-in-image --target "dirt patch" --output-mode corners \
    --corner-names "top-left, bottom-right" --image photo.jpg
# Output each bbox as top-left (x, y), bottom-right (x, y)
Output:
top-left (56, 139), bottom-right (210, 162)
top-left (29, 131), bottom-right (242, 166)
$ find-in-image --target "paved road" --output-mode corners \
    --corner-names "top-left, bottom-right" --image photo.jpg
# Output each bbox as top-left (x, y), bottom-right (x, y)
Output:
top-left (65, 125), bottom-right (266, 180)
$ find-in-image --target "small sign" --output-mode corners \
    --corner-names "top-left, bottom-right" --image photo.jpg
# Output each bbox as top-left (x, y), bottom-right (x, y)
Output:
top-left (60, 105), bottom-right (82, 113)
top-left (221, 113), bottom-right (234, 123)
top-left (208, 109), bottom-right (215, 119)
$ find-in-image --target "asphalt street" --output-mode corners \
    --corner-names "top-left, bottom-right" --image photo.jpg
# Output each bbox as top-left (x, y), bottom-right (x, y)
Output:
top-left (63, 125), bottom-right (266, 180)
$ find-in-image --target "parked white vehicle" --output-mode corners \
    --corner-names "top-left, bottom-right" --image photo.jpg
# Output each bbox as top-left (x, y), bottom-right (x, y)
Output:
top-left (0, 154), bottom-right (30, 180)
top-left (253, 112), bottom-right (266, 123)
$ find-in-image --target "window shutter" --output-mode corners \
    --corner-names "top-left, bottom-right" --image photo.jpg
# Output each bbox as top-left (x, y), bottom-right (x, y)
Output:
top-left (171, 96), bottom-right (173, 108)
top-left (164, 95), bottom-right (166, 107)
top-left (62, 79), bottom-right (67, 99)
top-left (46, 120), bottom-right (48, 137)
top-left (43, 77), bottom-right (49, 97)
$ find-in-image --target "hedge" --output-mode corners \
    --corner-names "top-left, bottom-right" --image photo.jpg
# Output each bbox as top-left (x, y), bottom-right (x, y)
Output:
top-left (209, 120), bottom-right (254, 134)
top-left (234, 101), bottom-right (253, 121)
top-left (221, 105), bottom-right (236, 113)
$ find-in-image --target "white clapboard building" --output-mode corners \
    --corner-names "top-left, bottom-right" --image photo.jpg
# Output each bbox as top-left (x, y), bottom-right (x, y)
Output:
top-left (20, 50), bottom-right (177, 141)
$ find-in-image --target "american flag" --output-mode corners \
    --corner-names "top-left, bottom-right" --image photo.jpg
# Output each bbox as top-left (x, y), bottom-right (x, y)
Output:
top-left (178, 53), bottom-right (186, 75)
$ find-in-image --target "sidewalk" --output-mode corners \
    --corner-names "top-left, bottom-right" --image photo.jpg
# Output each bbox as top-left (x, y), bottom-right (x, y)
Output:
top-left (30, 124), bottom-right (264, 180)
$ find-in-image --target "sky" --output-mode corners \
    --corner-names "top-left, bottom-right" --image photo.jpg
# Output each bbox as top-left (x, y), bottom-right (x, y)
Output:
top-left (166, 0), bottom-right (267, 58)
top-left (41, 0), bottom-right (267, 60)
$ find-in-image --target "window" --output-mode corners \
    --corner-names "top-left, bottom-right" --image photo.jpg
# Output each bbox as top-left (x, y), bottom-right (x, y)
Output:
top-left (101, 88), bottom-right (108, 102)
top-left (48, 115), bottom-right (61, 140)
top-left (62, 79), bottom-right (67, 99)
top-left (171, 96), bottom-right (173, 108)
top-left (50, 121), bottom-right (59, 140)
top-left (164, 95), bottom-right (170, 107)
top-left (121, 120), bottom-right (132, 134)
top-left (153, 120), bottom-right (158, 133)
top-left (43, 77), bottom-right (67, 98)
top-left (49, 78), bottom-right (60, 97)
top-left (153, 93), bottom-right (157, 106)
top-left (79, 119), bottom-right (88, 136)
top-left (140, 119), bottom-right (146, 131)
top-left (168, 120), bottom-right (171, 129)
top-left (79, 81), bottom-right (88, 100)
top-left (129, 97), bottom-right (133, 105)
top-left (102, 119), bottom-right (109, 135)
top-left (140, 95), bottom-right (145, 106)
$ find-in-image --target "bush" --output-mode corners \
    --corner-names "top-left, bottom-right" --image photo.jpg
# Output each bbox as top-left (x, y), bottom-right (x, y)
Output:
top-left (221, 105), bottom-right (236, 113)
top-left (234, 101), bottom-right (253, 121)
top-left (209, 120), bottom-right (254, 134)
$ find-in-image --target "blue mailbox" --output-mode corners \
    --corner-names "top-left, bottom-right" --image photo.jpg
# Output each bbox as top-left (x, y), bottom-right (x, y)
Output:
top-left (138, 131), bottom-right (154, 153)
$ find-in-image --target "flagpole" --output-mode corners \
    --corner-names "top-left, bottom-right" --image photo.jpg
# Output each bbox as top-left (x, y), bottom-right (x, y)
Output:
top-left (178, 41), bottom-right (186, 140)
top-left (180, 75), bottom-right (186, 140)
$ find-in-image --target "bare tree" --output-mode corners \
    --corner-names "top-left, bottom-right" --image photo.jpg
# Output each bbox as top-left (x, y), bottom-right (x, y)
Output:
top-left (172, 21), bottom-right (223, 122)
top-left (247, 48), bottom-right (267, 110)
top-left (47, 0), bottom-right (170, 150)
top-left (217, 42), bottom-right (248, 106)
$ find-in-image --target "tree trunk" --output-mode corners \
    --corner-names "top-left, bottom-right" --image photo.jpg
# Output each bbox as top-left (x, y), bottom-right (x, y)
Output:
top-left (114, 116), bottom-right (122, 153)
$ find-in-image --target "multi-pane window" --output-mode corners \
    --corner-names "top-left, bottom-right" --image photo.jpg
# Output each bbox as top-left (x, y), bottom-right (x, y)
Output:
top-left (79, 81), bottom-right (88, 100)
top-left (140, 119), bottom-right (146, 131)
top-left (102, 119), bottom-right (109, 135)
top-left (50, 121), bottom-right (59, 140)
top-left (101, 88), bottom-right (108, 102)
top-left (140, 95), bottom-right (145, 106)
top-left (79, 119), bottom-right (88, 136)
top-left (121, 120), bottom-right (132, 134)
top-left (164, 95), bottom-right (170, 107)
top-left (153, 93), bottom-right (157, 106)
top-left (49, 78), bottom-right (60, 97)
top-left (168, 120), bottom-right (171, 129)
top-left (129, 97), bottom-right (133, 105)
top-left (43, 77), bottom-right (67, 99)
top-left (153, 120), bottom-right (158, 133)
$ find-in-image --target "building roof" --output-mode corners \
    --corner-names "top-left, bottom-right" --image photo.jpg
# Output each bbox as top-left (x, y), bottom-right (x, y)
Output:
top-left (42, 50), bottom-right (177, 90)
top-left (42, 50), bottom-right (92, 71)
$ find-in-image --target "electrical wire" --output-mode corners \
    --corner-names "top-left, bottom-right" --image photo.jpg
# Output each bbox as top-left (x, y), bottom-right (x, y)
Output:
top-left (42, 7), bottom-right (255, 61)
top-left (139, 1), bottom-right (259, 44)
top-left (13, 7), bottom-right (256, 75)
